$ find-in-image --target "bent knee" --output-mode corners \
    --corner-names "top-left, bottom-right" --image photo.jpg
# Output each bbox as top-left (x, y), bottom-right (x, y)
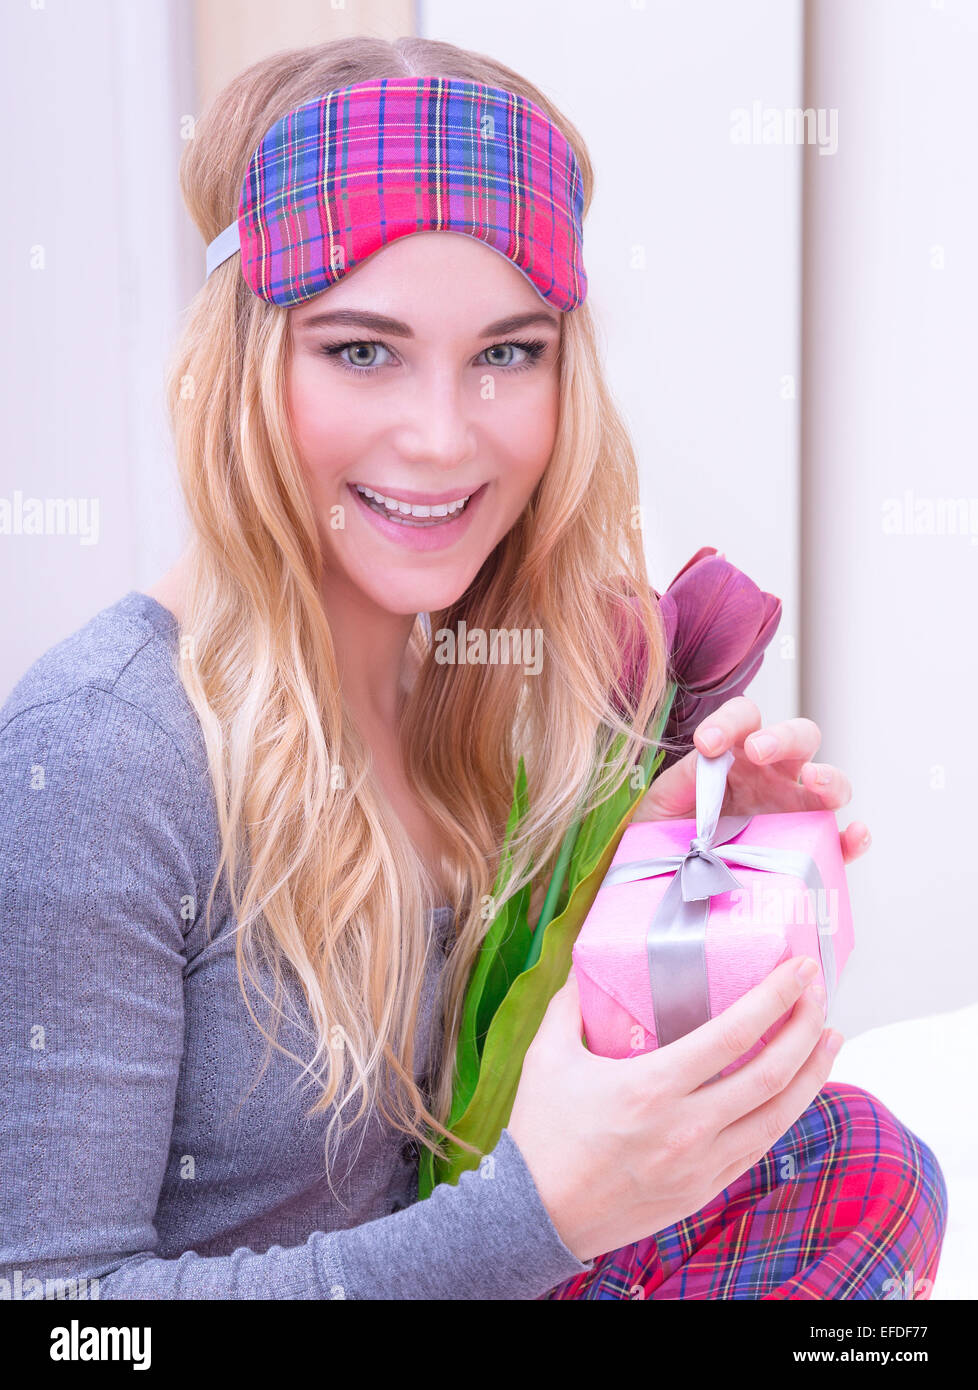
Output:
top-left (816, 1082), bottom-right (949, 1234)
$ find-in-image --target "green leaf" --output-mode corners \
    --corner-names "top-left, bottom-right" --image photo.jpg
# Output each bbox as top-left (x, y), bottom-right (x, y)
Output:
top-left (454, 756), bottom-right (531, 1101)
top-left (427, 747), bottom-right (667, 1189)
top-left (418, 755), bottom-right (532, 1201)
top-left (417, 683), bottom-right (676, 1200)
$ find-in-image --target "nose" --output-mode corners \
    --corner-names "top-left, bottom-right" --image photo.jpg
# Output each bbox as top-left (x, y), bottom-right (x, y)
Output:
top-left (393, 365), bottom-right (478, 472)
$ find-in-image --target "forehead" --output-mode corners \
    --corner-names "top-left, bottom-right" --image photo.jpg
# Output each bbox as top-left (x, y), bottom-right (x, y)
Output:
top-left (290, 234), bottom-right (563, 339)
top-left (292, 229), bottom-right (563, 319)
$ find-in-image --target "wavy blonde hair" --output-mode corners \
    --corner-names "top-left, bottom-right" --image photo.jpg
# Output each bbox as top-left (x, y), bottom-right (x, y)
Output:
top-left (166, 33), bottom-right (671, 1198)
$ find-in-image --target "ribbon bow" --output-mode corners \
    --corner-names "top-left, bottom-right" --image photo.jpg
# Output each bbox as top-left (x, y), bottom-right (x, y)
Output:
top-left (601, 749), bottom-right (838, 1051)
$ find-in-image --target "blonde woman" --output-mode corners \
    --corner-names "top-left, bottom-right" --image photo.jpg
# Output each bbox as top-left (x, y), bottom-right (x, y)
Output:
top-left (0, 36), bottom-right (946, 1300)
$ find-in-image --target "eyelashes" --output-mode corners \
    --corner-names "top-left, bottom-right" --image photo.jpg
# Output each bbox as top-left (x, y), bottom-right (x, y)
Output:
top-left (316, 337), bottom-right (550, 378)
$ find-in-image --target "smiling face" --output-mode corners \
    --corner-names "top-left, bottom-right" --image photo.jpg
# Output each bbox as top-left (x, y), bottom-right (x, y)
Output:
top-left (286, 230), bottom-right (562, 617)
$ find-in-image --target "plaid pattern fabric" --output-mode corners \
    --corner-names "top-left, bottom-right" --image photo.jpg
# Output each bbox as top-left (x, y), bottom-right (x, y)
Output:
top-left (540, 1082), bottom-right (949, 1299)
top-left (212, 77), bottom-right (586, 311)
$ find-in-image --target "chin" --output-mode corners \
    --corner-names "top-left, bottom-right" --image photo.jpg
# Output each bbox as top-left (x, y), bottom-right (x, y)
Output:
top-left (352, 563), bottom-right (479, 616)
top-left (378, 586), bottom-right (470, 617)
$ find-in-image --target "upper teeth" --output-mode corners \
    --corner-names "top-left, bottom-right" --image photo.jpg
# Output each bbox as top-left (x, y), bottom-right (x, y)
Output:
top-left (354, 485), bottom-right (472, 518)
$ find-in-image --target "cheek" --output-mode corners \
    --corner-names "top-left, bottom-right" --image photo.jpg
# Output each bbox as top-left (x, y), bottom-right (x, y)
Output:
top-left (494, 378), bottom-right (560, 484)
top-left (286, 356), bottom-right (367, 477)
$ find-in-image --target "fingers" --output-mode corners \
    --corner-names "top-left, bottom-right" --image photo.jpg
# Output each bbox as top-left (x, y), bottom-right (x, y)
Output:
top-left (712, 1016), bottom-right (842, 1176)
top-left (636, 955), bottom-right (821, 1094)
top-left (744, 716), bottom-right (821, 768)
top-left (692, 974), bottom-right (827, 1134)
top-left (840, 820), bottom-right (872, 864)
top-left (798, 760), bottom-right (854, 807)
top-left (694, 697), bottom-right (763, 756)
top-left (711, 1143), bottom-right (772, 1196)
top-left (692, 706), bottom-right (861, 828)
top-left (541, 965), bottom-right (588, 1048)
top-left (632, 746), bottom-right (698, 820)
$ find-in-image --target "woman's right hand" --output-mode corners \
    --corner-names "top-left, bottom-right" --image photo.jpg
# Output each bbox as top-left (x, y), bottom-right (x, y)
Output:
top-left (506, 956), bottom-right (840, 1263)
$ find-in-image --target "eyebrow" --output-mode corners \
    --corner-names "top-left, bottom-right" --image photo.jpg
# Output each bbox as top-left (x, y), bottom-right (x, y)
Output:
top-left (293, 308), bottom-right (562, 337)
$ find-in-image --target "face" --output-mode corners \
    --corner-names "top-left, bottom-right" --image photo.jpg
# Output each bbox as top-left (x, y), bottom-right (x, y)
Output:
top-left (286, 230), bottom-right (562, 617)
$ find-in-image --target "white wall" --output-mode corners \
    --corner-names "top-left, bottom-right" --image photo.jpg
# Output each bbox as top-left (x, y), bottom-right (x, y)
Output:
top-left (0, 0), bottom-right (196, 693)
top-left (801, 0), bottom-right (978, 1027)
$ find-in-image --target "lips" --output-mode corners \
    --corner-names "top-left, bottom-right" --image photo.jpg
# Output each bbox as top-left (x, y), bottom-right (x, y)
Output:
top-left (347, 480), bottom-right (489, 552)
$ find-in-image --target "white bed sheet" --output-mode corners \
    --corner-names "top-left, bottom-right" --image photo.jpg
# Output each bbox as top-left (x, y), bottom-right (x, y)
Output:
top-left (830, 1002), bottom-right (977, 1300)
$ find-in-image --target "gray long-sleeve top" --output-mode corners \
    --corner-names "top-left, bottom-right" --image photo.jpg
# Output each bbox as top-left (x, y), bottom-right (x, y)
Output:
top-left (0, 590), bottom-right (592, 1299)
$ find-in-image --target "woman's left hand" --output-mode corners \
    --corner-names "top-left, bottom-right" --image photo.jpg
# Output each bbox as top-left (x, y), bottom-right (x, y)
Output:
top-left (634, 696), bottom-right (872, 865)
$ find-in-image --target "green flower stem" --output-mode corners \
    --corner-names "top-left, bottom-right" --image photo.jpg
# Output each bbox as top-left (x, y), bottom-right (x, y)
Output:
top-left (523, 810), bottom-right (582, 971)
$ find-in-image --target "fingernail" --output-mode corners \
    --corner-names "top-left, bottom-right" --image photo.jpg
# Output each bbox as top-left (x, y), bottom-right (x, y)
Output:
top-left (809, 981), bottom-right (826, 1005)
top-left (701, 727), bottom-right (723, 752)
top-left (749, 733), bottom-right (777, 759)
top-left (814, 765), bottom-right (832, 785)
top-left (861, 831), bottom-right (872, 848)
top-left (824, 1030), bottom-right (844, 1056)
top-left (795, 957), bottom-right (818, 984)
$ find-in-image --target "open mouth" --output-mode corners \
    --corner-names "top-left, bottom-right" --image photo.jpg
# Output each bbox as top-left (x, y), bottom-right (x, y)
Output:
top-left (349, 482), bottom-right (487, 528)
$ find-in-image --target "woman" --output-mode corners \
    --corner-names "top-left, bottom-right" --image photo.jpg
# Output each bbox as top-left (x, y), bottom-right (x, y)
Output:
top-left (0, 34), bottom-right (946, 1300)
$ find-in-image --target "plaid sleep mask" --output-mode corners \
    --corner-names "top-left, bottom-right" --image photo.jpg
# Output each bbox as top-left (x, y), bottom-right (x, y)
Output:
top-left (205, 75), bottom-right (587, 312)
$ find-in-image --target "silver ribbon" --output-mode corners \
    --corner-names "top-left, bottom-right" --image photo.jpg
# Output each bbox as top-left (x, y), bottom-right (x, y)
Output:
top-left (602, 749), bottom-right (838, 1049)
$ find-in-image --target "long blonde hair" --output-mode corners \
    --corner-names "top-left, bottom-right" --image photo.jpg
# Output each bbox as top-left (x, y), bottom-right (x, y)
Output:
top-left (166, 33), bottom-right (671, 1194)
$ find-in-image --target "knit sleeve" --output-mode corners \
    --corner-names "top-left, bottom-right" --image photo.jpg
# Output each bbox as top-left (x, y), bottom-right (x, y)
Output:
top-left (0, 685), bottom-right (590, 1300)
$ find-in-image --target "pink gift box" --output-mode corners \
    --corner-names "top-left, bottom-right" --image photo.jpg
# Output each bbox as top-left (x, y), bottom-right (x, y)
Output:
top-left (571, 809), bottom-right (854, 1078)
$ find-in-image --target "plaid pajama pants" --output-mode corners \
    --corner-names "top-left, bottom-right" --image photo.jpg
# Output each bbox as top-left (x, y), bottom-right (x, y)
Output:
top-left (540, 1082), bottom-right (949, 1300)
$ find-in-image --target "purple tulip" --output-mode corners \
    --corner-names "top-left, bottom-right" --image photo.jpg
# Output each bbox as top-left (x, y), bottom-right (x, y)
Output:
top-left (613, 547), bottom-right (782, 772)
